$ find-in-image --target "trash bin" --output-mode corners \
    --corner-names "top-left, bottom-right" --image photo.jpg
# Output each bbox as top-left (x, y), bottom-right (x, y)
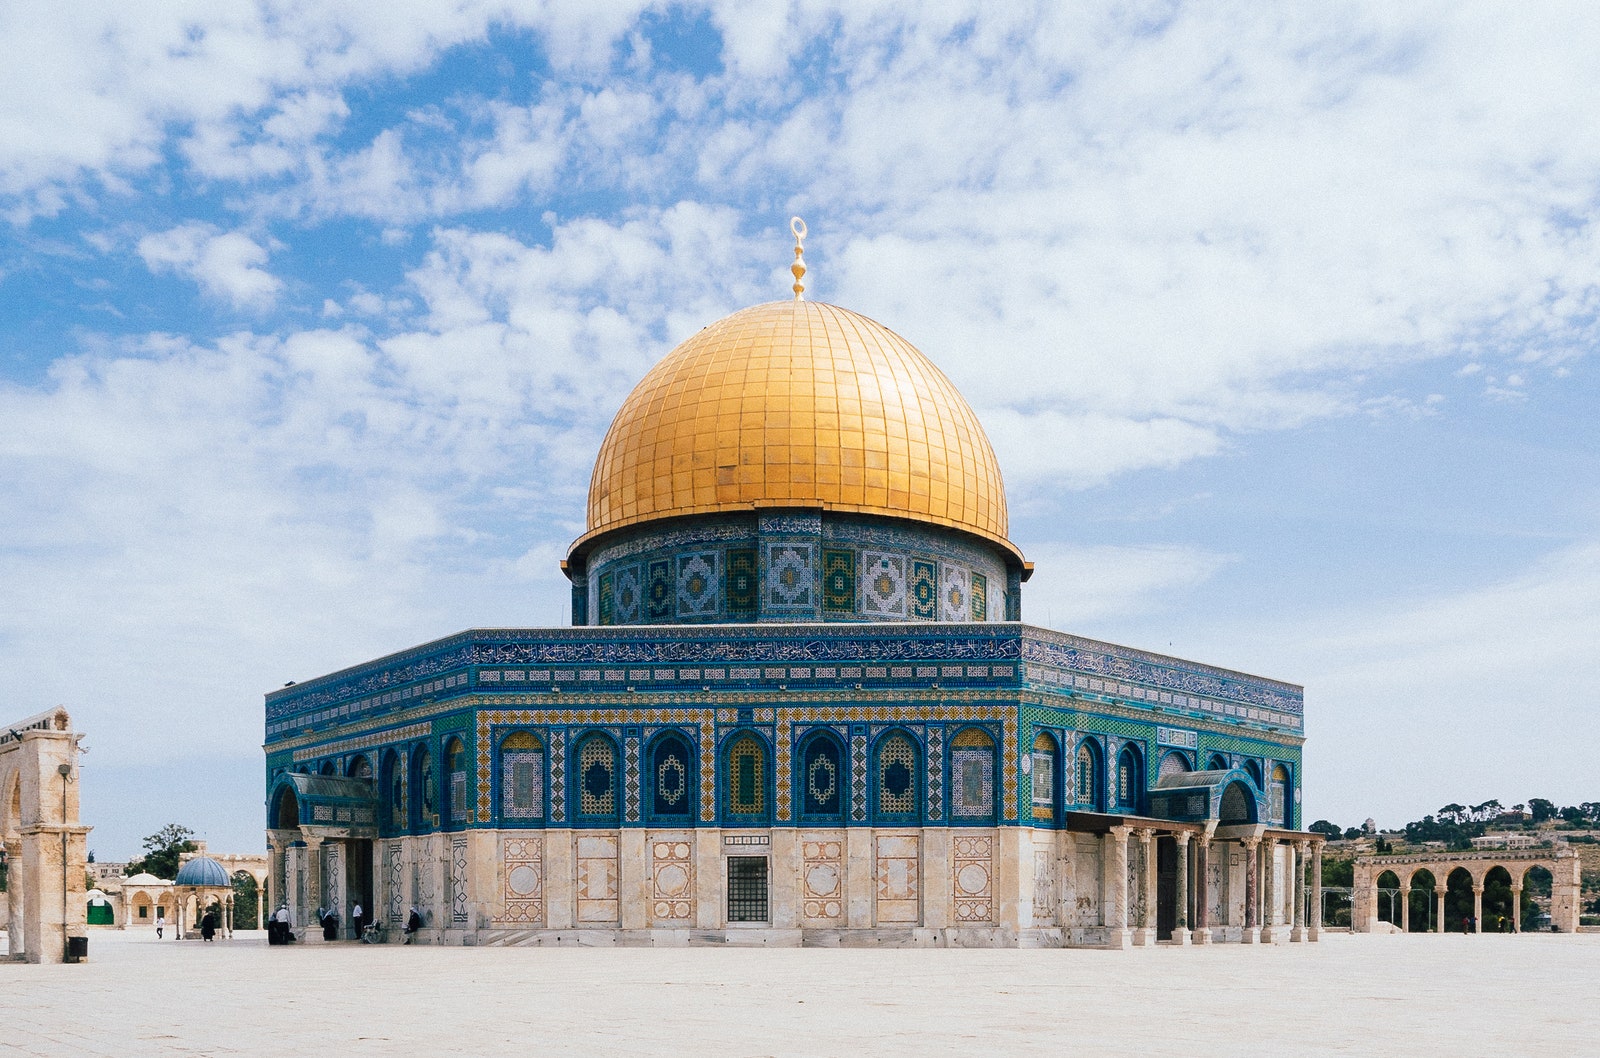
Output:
top-left (65, 936), bottom-right (88, 962)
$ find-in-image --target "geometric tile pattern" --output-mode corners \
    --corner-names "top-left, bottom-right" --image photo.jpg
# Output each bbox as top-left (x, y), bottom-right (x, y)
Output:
top-left (765, 542), bottom-right (815, 610)
top-left (575, 833), bottom-right (620, 924)
top-left (924, 725), bottom-right (944, 821)
top-left (850, 733), bottom-right (868, 822)
top-left (950, 744), bottom-right (996, 821)
top-left (801, 838), bottom-right (844, 922)
top-left (938, 564), bottom-right (970, 622)
top-left (860, 552), bottom-right (906, 618)
top-left (952, 834), bottom-right (993, 924)
top-left (726, 549), bottom-right (757, 617)
top-left (597, 571), bottom-right (615, 626)
top-left (548, 729), bottom-right (567, 823)
top-left (971, 572), bottom-right (987, 621)
top-left (450, 836), bottom-right (469, 924)
top-left (676, 552), bottom-right (720, 617)
top-left (649, 836), bottom-right (695, 924)
top-left (909, 559), bottom-right (936, 620)
top-left (624, 735), bottom-right (641, 823)
top-left (821, 549), bottom-right (855, 614)
top-left (876, 734), bottom-right (917, 818)
top-left (613, 565), bottom-right (642, 624)
top-left (874, 833), bottom-right (920, 924)
top-left (646, 559), bottom-right (673, 620)
top-left (500, 835), bottom-right (544, 926)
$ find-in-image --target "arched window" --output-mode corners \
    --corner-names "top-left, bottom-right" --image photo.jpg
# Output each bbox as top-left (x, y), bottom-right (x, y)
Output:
top-left (412, 745), bottom-right (436, 830)
top-left (1270, 764), bottom-right (1291, 826)
top-left (319, 760), bottom-right (337, 776)
top-left (1220, 780), bottom-right (1256, 824)
top-left (1157, 750), bottom-right (1191, 781)
top-left (382, 749), bottom-right (406, 833)
top-left (1031, 732), bottom-right (1060, 821)
top-left (798, 731), bottom-right (845, 822)
top-left (724, 733), bottom-right (769, 821)
top-left (1208, 753), bottom-right (1230, 771)
top-left (950, 727), bottom-right (996, 823)
top-left (499, 732), bottom-right (544, 824)
top-left (1075, 739), bottom-right (1103, 811)
top-left (649, 732), bottom-right (695, 824)
top-left (575, 733), bottom-right (618, 821)
top-left (1115, 745), bottom-right (1142, 812)
top-left (874, 732), bottom-right (920, 822)
top-left (443, 737), bottom-right (469, 829)
top-left (347, 755), bottom-right (372, 781)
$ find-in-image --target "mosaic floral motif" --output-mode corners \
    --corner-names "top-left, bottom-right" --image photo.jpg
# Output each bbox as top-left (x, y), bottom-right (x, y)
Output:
top-left (971, 572), bottom-right (987, 621)
top-left (939, 565), bottom-right (970, 622)
top-left (646, 559), bottom-right (673, 620)
top-left (650, 734), bottom-right (693, 820)
top-left (613, 565), bottom-right (642, 624)
top-left (726, 548), bottom-right (757, 616)
top-left (821, 549), bottom-right (855, 614)
top-left (577, 734), bottom-right (616, 817)
top-left (597, 571), bottom-right (615, 626)
top-left (725, 733), bottom-right (767, 816)
top-left (875, 733), bottom-right (918, 818)
top-left (765, 542), bottom-right (815, 609)
top-left (909, 559), bottom-right (937, 620)
top-left (800, 734), bottom-right (843, 818)
top-left (676, 552), bottom-right (721, 617)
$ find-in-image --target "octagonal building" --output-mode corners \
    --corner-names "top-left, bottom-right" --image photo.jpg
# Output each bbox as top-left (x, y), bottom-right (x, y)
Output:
top-left (264, 234), bottom-right (1321, 948)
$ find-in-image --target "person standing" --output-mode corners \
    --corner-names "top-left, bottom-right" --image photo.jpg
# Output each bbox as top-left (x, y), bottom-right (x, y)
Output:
top-left (351, 901), bottom-right (364, 941)
top-left (404, 907), bottom-right (422, 944)
top-left (155, 914), bottom-right (164, 940)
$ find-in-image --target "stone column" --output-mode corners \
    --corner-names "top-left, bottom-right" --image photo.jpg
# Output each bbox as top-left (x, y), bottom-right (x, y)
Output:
top-left (1400, 883), bottom-right (1410, 932)
top-left (1134, 829), bottom-right (1157, 946)
top-left (1171, 832), bottom-right (1191, 945)
top-left (1196, 838), bottom-right (1216, 947)
top-left (303, 836), bottom-right (325, 937)
top-left (1290, 841), bottom-right (1307, 942)
top-left (1434, 886), bottom-right (1446, 933)
top-left (1510, 885), bottom-right (1522, 932)
top-left (1260, 841), bottom-right (1280, 943)
top-left (1310, 842), bottom-right (1323, 941)
top-left (1101, 826), bottom-right (1131, 949)
top-left (4, 839), bottom-right (23, 959)
top-left (1472, 886), bottom-right (1483, 933)
top-left (1241, 837), bottom-right (1260, 944)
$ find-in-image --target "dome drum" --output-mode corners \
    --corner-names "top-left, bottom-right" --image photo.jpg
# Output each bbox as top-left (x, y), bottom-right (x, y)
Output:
top-left (570, 508), bottom-right (1016, 627)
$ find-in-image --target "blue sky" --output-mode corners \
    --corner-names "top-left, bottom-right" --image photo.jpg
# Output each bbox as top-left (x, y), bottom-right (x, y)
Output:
top-left (2, 2), bottom-right (1597, 858)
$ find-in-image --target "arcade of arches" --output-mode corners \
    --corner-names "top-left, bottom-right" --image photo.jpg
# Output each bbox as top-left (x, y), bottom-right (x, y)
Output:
top-left (1352, 849), bottom-right (1581, 933)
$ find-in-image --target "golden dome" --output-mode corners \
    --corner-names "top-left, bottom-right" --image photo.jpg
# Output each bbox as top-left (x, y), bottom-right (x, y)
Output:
top-left (574, 299), bottom-right (1019, 560)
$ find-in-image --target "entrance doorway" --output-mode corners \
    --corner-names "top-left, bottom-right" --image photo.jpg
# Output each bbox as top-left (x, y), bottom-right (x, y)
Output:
top-left (1156, 836), bottom-right (1178, 940)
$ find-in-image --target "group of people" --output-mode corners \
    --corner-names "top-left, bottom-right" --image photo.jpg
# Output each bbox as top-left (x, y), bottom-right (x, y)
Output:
top-left (259, 901), bottom-right (426, 944)
top-left (151, 905), bottom-right (223, 941)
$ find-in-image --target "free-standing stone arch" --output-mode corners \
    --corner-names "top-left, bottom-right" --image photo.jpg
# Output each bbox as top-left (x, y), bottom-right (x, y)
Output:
top-left (0, 707), bottom-right (90, 964)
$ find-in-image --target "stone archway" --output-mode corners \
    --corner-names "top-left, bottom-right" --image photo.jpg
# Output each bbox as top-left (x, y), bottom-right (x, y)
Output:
top-left (1353, 850), bottom-right (1582, 933)
top-left (1, 708), bottom-right (90, 964)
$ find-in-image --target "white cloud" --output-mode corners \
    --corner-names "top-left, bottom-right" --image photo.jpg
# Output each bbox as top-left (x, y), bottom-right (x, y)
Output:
top-left (137, 223), bottom-right (282, 308)
top-left (1021, 542), bottom-right (1234, 627)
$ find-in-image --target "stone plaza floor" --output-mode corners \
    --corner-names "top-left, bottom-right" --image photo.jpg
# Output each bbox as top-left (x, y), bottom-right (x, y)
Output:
top-left (3, 930), bottom-right (1596, 1056)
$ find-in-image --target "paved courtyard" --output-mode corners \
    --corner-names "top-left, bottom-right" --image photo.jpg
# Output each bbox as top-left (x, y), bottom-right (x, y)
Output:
top-left (3, 930), bottom-right (1595, 1056)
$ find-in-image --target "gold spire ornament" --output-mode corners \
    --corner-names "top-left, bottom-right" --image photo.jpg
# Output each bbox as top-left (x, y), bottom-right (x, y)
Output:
top-left (790, 216), bottom-right (807, 300)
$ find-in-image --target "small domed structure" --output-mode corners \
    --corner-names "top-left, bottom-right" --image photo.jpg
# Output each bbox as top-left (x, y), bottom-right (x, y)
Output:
top-left (174, 855), bottom-right (229, 887)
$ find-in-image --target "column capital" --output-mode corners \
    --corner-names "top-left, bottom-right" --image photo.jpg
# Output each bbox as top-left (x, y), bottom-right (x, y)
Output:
top-left (1108, 824), bottom-right (1132, 840)
top-left (1135, 826), bottom-right (1155, 841)
top-left (1472, 885), bottom-right (1484, 894)
top-left (1241, 835), bottom-right (1260, 850)
top-left (1174, 831), bottom-right (1192, 848)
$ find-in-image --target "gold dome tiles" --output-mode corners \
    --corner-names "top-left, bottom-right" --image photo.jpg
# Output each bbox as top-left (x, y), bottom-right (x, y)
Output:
top-left (577, 300), bottom-right (1015, 560)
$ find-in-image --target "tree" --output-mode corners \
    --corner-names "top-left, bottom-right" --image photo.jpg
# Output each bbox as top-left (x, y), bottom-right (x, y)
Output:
top-left (1438, 803), bottom-right (1467, 824)
top-left (125, 823), bottom-right (196, 880)
top-left (1560, 806), bottom-right (1586, 825)
top-left (1529, 798), bottom-right (1557, 824)
top-left (1343, 827), bottom-right (1364, 841)
top-left (1472, 799), bottom-right (1502, 822)
top-left (1308, 820), bottom-right (1343, 840)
